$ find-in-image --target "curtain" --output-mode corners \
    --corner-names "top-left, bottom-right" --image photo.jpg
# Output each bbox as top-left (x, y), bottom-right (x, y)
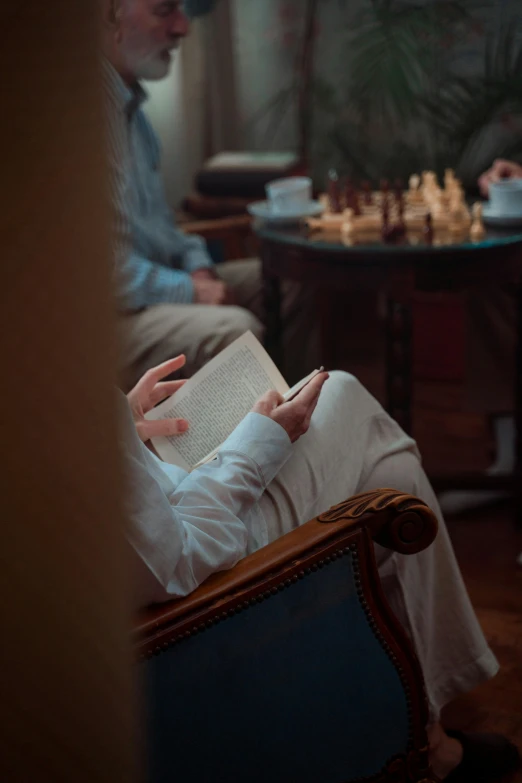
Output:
top-left (145, 0), bottom-right (242, 209)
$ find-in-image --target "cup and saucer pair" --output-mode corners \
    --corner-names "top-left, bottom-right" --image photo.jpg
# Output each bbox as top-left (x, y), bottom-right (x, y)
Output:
top-left (247, 176), bottom-right (324, 224)
top-left (483, 178), bottom-right (522, 227)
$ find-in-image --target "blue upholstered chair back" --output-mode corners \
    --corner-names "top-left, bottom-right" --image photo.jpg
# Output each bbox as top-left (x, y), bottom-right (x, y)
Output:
top-left (141, 552), bottom-right (411, 783)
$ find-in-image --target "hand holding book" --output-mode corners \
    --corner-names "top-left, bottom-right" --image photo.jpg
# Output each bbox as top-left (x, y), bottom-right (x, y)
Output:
top-left (127, 354), bottom-right (189, 443)
top-left (129, 348), bottom-right (327, 449)
top-left (252, 371), bottom-right (328, 443)
top-left (144, 332), bottom-right (328, 471)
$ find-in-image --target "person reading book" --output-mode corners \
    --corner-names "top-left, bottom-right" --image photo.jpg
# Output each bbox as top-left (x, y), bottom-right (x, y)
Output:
top-left (122, 342), bottom-right (519, 782)
top-left (101, 0), bottom-right (317, 391)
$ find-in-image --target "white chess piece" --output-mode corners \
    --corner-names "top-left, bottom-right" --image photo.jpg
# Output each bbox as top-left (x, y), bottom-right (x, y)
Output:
top-left (408, 174), bottom-right (423, 204)
top-left (409, 174), bottom-right (420, 192)
top-left (423, 171), bottom-right (438, 191)
top-left (319, 193), bottom-right (330, 212)
top-left (448, 198), bottom-right (467, 235)
top-left (426, 187), bottom-right (443, 209)
top-left (470, 202), bottom-right (486, 240)
top-left (341, 207), bottom-right (355, 235)
top-left (431, 195), bottom-right (445, 218)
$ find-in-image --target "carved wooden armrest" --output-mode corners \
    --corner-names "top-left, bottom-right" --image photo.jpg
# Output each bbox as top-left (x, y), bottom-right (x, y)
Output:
top-left (179, 214), bottom-right (253, 238)
top-left (134, 488), bottom-right (437, 653)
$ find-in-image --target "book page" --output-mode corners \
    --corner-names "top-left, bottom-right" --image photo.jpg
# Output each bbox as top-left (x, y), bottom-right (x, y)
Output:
top-left (189, 367), bottom-right (325, 470)
top-left (147, 332), bottom-right (289, 470)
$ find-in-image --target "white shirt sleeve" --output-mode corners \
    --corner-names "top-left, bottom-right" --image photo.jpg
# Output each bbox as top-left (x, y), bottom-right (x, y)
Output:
top-left (119, 395), bottom-right (293, 607)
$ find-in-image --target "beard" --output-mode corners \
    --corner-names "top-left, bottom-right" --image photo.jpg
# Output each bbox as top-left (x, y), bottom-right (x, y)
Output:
top-left (122, 44), bottom-right (177, 82)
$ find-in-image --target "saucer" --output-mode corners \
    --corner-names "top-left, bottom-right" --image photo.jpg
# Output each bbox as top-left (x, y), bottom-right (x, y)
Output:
top-left (247, 200), bottom-right (324, 224)
top-left (483, 204), bottom-right (522, 227)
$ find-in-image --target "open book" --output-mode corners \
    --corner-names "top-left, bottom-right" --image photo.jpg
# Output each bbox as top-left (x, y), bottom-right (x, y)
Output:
top-left (146, 331), bottom-right (323, 472)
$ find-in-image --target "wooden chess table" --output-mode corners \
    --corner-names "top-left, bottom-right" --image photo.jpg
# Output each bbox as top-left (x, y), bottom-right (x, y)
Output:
top-left (255, 221), bottom-right (522, 521)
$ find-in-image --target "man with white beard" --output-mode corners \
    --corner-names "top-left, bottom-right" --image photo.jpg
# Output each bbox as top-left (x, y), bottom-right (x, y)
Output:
top-left (102, 0), bottom-right (316, 392)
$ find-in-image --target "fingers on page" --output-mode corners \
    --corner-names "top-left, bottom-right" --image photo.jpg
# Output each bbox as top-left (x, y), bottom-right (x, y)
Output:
top-left (142, 418), bottom-right (189, 440)
top-left (150, 379), bottom-right (187, 405)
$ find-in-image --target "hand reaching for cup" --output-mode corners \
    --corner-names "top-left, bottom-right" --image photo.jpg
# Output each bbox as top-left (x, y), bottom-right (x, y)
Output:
top-left (251, 371), bottom-right (329, 443)
top-left (478, 159), bottom-right (522, 197)
top-left (127, 355), bottom-right (189, 443)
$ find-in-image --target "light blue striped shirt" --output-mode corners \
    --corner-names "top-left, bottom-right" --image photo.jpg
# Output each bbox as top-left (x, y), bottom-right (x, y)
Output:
top-left (104, 61), bottom-right (213, 311)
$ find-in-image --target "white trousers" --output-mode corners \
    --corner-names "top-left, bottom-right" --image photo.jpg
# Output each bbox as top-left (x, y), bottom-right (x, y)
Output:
top-left (251, 371), bottom-right (499, 721)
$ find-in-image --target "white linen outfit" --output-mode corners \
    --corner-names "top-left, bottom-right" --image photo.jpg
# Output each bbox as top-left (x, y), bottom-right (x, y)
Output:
top-left (123, 371), bottom-right (498, 721)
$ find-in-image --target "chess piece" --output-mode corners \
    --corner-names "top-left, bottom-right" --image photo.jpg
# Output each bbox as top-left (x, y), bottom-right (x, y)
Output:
top-left (362, 180), bottom-right (373, 205)
top-left (327, 169), bottom-right (342, 213)
top-left (409, 174), bottom-right (420, 193)
top-left (470, 202), bottom-right (486, 240)
top-left (453, 184), bottom-right (465, 203)
top-left (430, 190), bottom-right (445, 218)
top-left (395, 196), bottom-right (406, 236)
top-left (448, 194), bottom-right (470, 234)
top-left (444, 168), bottom-right (455, 195)
top-left (341, 208), bottom-right (355, 236)
top-left (343, 176), bottom-right (354, 208)
top-left (380, 178), bottom-right (390, 197)
top-left (423, 212), bottom-right (434, 244)
top-left (381, 196), bottom-right (389, 240)
top-left (408, 174), bottom-right (423, 204)
top-left (423, 170), bottom-right (438, 190)
top-left (343, 177), bottom-right (352, 210)
top-left (318, 193), bottom-right (330, 212)
top-left (345, 181), bottom-right (362, 215)
top-left (394, 178), bottom-right (403, 208)
top-left (384, 196), bottom-right (406, 241)
top-left (381, 197), bottom-right (399, 241)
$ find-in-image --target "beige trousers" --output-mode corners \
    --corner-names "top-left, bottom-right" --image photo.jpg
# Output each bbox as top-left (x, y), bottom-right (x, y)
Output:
top-left (466, 286), bottom-right (516, 413)
top-left (118, 259), bottom-right (318, 391)
top-left (250, 372), bottom-right (499, 721)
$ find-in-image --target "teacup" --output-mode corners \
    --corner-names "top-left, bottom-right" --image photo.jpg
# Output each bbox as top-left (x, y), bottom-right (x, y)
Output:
top-left (489, 178), bottom-right (522, 216)
top-left (265, 176), bottom-right (312, 214)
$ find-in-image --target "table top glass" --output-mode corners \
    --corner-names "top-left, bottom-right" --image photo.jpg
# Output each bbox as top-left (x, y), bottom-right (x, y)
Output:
top-left (255, 221), bottom-right (522, 257)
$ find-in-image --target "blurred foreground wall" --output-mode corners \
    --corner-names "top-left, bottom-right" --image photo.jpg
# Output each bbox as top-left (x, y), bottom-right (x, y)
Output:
top-left (0, 3), bottom-right (136, 781)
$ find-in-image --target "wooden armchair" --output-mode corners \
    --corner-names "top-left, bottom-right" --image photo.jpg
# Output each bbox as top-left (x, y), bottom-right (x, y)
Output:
top-left (179, 214), bottom-right (258, 261)
top-left (135, 489), bottom-right (438, 783)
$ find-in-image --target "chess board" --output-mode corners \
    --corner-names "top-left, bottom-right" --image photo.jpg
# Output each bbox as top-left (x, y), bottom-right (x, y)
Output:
top-left (308, 170), bottom-right (485, 243)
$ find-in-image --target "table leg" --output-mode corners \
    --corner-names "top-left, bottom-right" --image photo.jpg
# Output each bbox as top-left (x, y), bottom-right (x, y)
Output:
top-left (515, 283), bottom-right (522, 527)
top-left (317, 290), bottom-right (338, 370)
top-left (262, 261), bottom-right (283, 370)
top-left (386, 297), bottom-right (413, 435)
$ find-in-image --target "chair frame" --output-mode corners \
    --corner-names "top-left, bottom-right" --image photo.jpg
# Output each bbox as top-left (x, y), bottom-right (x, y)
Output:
top-left (135, 488), bottom-right (438, 783)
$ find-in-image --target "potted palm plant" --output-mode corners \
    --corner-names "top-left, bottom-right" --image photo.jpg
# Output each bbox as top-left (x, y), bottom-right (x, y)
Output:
top-left (243, 1), bottom-right (522, 187)
top-left (186, 1), bottom-right (522, 185)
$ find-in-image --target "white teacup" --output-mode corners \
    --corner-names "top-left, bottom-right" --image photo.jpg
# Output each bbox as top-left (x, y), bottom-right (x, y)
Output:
top-left (265, 176), bottom-right (312, 214)
top-left (489, 178), bottom-right (522, 216)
